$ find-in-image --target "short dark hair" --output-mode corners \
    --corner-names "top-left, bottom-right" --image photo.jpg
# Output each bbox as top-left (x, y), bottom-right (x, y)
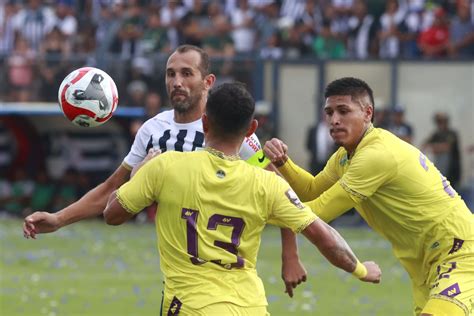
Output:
top-left (174, 44), bottom-right (210, 77)
top-left (206, 82), bottom-right (255, 137)
top-left (325, 77), bottom-right (375, 122)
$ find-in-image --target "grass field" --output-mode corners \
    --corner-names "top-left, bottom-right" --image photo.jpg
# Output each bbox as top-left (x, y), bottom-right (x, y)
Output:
top-left (1, 217), bottom-right (412, 315)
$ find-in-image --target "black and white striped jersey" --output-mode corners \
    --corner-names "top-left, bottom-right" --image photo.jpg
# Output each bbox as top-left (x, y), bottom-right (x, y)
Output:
top-left (123, 109), bottom-right (262, 169)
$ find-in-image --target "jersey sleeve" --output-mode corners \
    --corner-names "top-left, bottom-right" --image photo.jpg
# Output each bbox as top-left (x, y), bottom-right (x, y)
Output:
top-left (116, 156), bottom-right (165, 214)
top-left (340, 147), bottom-right (396, 199)
top-left (277, 157), bottom-right (336, 202)
top-left (122, 122), bottom-right (152, 169)
top-left (267, 176), bottom-right (318, 233)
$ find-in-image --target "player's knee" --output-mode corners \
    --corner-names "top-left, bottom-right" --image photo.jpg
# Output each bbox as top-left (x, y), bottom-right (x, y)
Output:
top-left (421, 297), bottom-right (467, 316)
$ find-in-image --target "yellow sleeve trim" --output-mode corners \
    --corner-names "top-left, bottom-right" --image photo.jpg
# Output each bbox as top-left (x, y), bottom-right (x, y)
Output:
top-left (294, 216), bottom-right (317, 234)
top-left (116, 190), bottom-right (140, 215)
top-left (352, 260), bottom-right (368, 279)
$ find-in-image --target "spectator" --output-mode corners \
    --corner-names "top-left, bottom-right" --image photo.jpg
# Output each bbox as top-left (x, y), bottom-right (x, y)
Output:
top-left (110, 0), bottom-right (145, 60)
top-left (306, 112), bottom-right (338, 175)
top-left (202, 14), bottom-right (235, 83)
top-left (144, 91), bottom-right (162, 119)
top-left (254, 1), bottom-right (280, 51)
top-left (312, 20), bottom-right (346, 59)
top-left (423, 112), bottom-right (461, 189)
top-left (54, 0), bottom-right (77, 39)
top-left (377, 0), bottom-right (405, 59)
top-left (387, 106), bottom-right (413, 144)
top-left (260, 31), bottom-right (284, 59)
top-left (347, 0), bottom-right (378, 59)
top-left (230, 0), bottom-right (257, 55)
top-left (297, 0), bottom-right (324, 52)
top-left (447, 0), bottom-right (474, 58)
top-left (7, 34), bottom-right (35, 102)
top-left (137, 11), bottom-right (171, 57)
top-left (126, 80), bottom-right (148, 108)
top-left (418, 7), bottom-right (450, 58)
top-left (160, 0), bottom-right (187, 49)
top-left (12, 0), bottom-right (56, 52)
top-left (373, 106), bottom-right (390, 128)
top-left (38, 27), bottom-right (70, 102)
top-left (0, 1), bottom-right (18, 55)
top-left (180, 0), bottom-right (208, 47)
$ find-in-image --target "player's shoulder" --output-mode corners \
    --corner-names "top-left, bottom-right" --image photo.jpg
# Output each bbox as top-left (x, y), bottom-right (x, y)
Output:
top-left (136, 109), bottom-right (174, 134)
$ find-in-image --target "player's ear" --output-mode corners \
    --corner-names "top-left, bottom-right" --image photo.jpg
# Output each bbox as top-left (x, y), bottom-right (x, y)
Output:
top-left (245, 119), bottom-right (258, 137)
top-left (202, 114), bottom-right (209, 133)
top-left (204, 74), bottom-right (216, 90)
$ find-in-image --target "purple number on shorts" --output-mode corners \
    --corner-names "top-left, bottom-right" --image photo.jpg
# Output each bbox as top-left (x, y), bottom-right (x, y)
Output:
top-left (181, 209), bottom-right (246, 268)
top-left (419, 152), bottom-right (455, 197)
top-left (207, 214), bottom-right (246, 268)
top-left (181, 208), bottom-right (205, 265)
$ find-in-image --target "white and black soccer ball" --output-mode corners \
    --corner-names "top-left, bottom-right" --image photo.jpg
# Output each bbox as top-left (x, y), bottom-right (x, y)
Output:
top-left (58, 67), bottom-right (119, 127)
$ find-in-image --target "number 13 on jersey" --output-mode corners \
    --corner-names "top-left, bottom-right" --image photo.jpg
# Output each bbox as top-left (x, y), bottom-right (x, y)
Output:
top-left (181, 208), bottom-right (246, 269)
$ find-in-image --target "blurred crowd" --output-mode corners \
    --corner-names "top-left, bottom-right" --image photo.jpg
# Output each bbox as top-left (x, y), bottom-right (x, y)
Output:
top-left (1, 0), bottom-right (473, 104)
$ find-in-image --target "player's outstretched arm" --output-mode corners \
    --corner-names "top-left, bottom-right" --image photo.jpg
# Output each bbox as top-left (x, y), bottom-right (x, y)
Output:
top-left (302, 218), bottom-right (381, 283)
top-left (23, 165), bottom-right (130, 239)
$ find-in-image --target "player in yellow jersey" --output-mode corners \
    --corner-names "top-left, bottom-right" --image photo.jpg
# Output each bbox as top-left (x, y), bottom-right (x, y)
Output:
top-left (263, 77), bottom-right (474, 315)
top-left (104, 82), bottom-right (382, 315)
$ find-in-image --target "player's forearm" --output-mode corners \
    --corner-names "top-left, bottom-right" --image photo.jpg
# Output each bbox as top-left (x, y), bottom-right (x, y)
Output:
top-left (55, 182), bottom-right (116, 227)
top-left (277, 158), bottom-right (331, 202)
top-left (303, 220), bottom-right (357, 273)
top-left (281, 228), bottom-right (299, 259)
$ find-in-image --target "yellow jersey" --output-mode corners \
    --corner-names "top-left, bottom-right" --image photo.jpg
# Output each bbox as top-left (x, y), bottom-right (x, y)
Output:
top-left (117, 150), bottom-right (316, 309)
top-left (279, 127), bottom-right (474, 286)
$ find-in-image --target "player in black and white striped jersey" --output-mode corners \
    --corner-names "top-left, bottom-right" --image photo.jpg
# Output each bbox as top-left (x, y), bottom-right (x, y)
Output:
top-left (23, 44), bottom-right (266, 235)
top-left (123, 108), bottom-right (263, 172)
top-left (24, 44), bottom-right (307, 298)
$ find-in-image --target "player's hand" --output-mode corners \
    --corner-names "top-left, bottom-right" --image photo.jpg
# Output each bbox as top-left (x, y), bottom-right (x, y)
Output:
top-left (281, 256), bottom-right (307, 298)
top-left (360, 261), bottom-right (382, 284)
top-left (23, 212), bottom-right (61, 239)
top-left (131, 148), bottom-right (162, 178)
top-left (263, 138), bottom-right (289, 167)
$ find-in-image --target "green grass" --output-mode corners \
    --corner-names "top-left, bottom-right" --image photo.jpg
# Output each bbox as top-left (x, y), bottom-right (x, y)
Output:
top-left (1, 217), bottom-right (411, 315)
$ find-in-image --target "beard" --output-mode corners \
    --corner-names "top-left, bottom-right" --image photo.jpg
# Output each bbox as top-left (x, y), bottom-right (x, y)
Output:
top-left (170, 83), bottom-right (205, 114)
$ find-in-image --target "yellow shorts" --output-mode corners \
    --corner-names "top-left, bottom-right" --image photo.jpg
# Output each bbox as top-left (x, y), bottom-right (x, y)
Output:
top-left (413, 239), bottom-right (474, 315)
top-left (161, 292), bottom-right (269, 316)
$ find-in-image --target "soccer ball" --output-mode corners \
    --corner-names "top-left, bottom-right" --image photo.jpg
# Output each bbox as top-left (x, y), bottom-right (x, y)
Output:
top-left (58, 67), bottom-right (119, 127)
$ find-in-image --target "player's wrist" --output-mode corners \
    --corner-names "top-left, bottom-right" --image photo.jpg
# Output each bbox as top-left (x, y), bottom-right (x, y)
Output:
top-left (351, 260), bottom-right (367, 279)
top-left (273, 155), bottom-right (288, 168)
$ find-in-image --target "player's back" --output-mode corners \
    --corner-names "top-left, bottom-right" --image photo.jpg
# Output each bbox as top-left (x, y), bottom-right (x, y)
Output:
top-left (153, 150), bottom-right (279, 309)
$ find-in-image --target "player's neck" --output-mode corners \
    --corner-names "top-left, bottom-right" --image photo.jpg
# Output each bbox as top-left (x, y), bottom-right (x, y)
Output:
top-left (345, 123), bottom-right (374, 158)
top-left (205, 137), bottom-right (243, 159)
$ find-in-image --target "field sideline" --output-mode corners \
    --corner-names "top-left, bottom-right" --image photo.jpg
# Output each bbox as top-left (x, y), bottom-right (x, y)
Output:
top-left (1, 217), bottom-right (411, 315)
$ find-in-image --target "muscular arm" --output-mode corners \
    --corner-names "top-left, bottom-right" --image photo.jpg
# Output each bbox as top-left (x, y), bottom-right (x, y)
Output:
top-left (103, 190), bottom-right (135, 225)
top-left (23, 165), bottom-right (130, 238)
top-left (302, 219), bottom-right (381, 283)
